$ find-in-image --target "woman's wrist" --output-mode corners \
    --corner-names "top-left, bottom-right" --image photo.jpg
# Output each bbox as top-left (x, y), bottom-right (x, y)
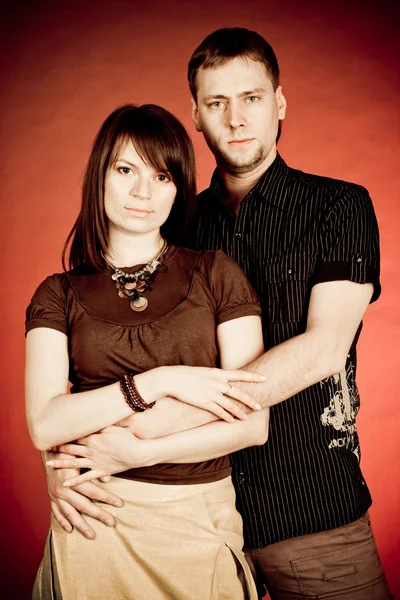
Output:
top-left (133, 367), bottom-right (170, 404)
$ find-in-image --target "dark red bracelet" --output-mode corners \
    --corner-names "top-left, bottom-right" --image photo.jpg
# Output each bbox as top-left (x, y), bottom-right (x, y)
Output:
top-left (120, 374), bottom-right (156, 413)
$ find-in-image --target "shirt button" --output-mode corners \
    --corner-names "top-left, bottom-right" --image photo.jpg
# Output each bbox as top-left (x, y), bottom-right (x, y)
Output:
top-left (238, 472), bottom-right (245, 484)
top-left (235, 232), bottom-right (243, 240)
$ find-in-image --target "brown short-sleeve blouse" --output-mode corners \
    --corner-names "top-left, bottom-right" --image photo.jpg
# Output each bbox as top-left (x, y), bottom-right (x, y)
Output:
top-left (26, 245), bottom-right (261, 484)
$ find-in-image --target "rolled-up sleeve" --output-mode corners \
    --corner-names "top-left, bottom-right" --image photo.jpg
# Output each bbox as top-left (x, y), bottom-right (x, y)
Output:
top-left (313, 185), bottom-right (381, 302)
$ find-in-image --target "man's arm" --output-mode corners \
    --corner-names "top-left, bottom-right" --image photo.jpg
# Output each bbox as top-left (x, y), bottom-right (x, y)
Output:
top-left (122, 279), bottom-right (373, 437)
top-left (235, 279), bottom-right (374, 407)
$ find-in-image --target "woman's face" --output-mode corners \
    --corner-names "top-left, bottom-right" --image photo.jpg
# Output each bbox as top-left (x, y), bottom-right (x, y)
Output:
top-left (104, 139), bottom-right (177, 238)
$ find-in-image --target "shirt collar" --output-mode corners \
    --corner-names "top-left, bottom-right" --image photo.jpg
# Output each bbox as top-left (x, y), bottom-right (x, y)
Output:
top-left (210, 152), bottom-right (290, 211)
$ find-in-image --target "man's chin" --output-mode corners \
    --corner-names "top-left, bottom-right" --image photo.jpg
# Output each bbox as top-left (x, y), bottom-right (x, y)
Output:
top-left (221, 153), bottom-right (265, 175)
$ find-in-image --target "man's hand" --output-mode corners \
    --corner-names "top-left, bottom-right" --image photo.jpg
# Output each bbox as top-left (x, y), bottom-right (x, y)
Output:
top-left (44, 450), bottom-right (123, 539)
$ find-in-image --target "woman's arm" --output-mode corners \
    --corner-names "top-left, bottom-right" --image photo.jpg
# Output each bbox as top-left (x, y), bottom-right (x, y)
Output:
top-left (26, 324), bottom-right (263, 451)
top-left (48, 315), bottom-right (269, 484)
top-left (26, 328), bottom-right (138, 451)
top-left (48, 407), bottom-right (269, 486)
top-left (118, 314), bottom-right (267, 439)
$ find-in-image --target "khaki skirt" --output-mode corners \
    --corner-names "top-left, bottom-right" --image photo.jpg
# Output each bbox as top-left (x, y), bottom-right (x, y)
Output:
top-left (33, 475), bottom-right (257, 600)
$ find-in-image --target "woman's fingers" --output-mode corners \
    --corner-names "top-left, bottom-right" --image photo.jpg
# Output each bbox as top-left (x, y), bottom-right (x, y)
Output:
top-left (212, 389), bottom-right (249, 420)
top-left (47, 457), bottom-right (90, 469)
top-left (64, 470), bottom-right (102, 487)
top-left (220, 369), bottom-right (266, 382)
top-left (203, 403), bottom-right (236, 423)
top-left (224, 384), bottom-right (262, 411)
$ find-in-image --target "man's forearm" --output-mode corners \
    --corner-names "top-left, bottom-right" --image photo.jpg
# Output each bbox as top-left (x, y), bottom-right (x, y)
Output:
top-left (238, 327), bottom-right (345, 409)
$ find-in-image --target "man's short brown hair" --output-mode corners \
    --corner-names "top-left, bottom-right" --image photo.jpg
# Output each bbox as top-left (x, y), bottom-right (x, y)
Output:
top-left (188, 27), bottom-right (280, 99)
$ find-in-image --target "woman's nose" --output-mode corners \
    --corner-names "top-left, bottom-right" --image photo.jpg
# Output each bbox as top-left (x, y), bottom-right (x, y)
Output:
top-left (131, 178), bottom-right (151, 200)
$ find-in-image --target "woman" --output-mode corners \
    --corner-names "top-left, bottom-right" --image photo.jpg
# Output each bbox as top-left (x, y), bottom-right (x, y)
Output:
top-left (25, 104), bottom-right (268, 600)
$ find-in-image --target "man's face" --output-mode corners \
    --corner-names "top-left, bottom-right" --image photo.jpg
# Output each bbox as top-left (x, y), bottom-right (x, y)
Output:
top-left (192, 57), bottom-right (286, 175)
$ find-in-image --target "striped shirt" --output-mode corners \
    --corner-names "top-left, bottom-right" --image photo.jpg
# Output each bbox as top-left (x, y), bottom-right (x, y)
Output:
top-left (190, 153), bottom-right (381, 548)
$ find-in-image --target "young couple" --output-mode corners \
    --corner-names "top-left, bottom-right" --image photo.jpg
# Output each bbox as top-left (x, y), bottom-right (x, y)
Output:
top-left (26, 27), bottom-right (391, 600)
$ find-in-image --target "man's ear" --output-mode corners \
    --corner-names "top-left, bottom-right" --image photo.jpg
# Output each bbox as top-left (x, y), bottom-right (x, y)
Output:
top-left (191, 98), bottom-right (202, 132)
top-left (276, 86), bottom-right (287, 120)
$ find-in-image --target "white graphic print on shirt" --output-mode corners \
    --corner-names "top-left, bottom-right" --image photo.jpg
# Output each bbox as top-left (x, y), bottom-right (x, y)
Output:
top-left (320, 362), bottom-right (361, 460)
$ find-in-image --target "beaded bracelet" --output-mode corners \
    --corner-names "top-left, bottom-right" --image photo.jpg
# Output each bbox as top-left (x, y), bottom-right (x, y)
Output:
top-left (120, 374), bottom-right (156, 413)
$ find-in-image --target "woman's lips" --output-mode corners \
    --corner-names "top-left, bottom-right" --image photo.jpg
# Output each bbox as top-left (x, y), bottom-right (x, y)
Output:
top-left (125, 207), bottom-right (152, 218)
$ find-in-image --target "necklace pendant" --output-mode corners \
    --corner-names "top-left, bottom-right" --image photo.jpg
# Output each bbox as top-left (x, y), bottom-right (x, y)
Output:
top-left (130, 296), bottom-right (148, 312)
top-left (156, 263), bottom-right (168, 273)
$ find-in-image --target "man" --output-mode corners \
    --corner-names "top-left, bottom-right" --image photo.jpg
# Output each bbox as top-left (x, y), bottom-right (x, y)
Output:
top-left (44, 28), bottom-right (391, 599)
top-left (184, 27), bottom-right (390, 599)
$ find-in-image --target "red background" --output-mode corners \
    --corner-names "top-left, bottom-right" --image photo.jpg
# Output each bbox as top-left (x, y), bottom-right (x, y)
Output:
top-left (1, 0), bottom-right (399, 597)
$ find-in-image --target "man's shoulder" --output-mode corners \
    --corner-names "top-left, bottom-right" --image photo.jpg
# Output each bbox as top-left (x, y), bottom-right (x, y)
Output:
top-left (196, 166), bottom-right (369, 200)
top-left (196, 185), bottom-right (214, 203)
top-left (286, 164), bottom-right (368, 197)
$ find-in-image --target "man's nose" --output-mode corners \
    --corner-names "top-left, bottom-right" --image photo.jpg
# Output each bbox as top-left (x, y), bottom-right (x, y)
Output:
top-left (226, 103), bottom-right (245, 129)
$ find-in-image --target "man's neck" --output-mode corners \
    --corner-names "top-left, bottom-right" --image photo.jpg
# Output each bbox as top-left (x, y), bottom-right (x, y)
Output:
top-left (218, 148), bottom-right (277, 214)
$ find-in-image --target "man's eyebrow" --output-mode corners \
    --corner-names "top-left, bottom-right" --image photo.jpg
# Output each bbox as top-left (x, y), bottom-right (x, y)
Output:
top-left (203, 88), bottom-right (267, 102)
top-left (203, 94), bottom-right (229, 102)
top-left (239, 88), bottom-right (266, 96)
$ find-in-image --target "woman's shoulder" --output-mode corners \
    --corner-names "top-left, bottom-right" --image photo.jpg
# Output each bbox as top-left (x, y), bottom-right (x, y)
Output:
top-left (30, 271), bottom-right (70, 301)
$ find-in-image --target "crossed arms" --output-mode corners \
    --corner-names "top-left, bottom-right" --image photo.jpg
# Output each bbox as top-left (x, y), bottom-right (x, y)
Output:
top-left (26, 279), bottom-right (374, 537)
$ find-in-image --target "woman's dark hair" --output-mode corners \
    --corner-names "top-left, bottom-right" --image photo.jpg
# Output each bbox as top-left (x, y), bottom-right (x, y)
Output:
top-left (188, 27), bottom-right (280, 99)
top-left (62, 104), bottom-right (197, 271)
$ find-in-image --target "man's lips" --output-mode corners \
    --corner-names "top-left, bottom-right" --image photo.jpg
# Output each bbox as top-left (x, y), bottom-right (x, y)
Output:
top-left (228, 138), bottom-right (254, 145)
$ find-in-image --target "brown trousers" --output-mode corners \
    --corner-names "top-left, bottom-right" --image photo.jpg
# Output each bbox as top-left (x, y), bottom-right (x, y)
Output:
top-left (245, 513), bottom-right (392, 600)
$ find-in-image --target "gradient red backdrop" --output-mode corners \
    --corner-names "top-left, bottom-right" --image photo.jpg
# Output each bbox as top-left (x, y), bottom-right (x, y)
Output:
top-left (1, 0), bottom-right (399, 597)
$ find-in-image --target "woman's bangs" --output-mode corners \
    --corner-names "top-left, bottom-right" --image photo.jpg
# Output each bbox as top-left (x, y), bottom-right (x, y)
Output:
top-left (129, 130), bottom-right (180, 180)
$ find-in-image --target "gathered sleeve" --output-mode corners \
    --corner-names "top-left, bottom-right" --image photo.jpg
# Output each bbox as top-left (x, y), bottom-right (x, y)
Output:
top-left (202, 250), bottom-right (261, 325)
top-left (313, 184), bottom-right (381, 302)
top-left (25, 274), bottom-right (68, 336)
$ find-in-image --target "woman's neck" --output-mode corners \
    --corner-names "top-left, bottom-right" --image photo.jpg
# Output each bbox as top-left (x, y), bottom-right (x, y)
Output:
top-left (106, 230), bottom-right (164, 268)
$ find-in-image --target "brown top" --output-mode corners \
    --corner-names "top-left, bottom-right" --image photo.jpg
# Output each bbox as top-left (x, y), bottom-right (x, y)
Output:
top-left (26, 245), bottom-right (261, 484)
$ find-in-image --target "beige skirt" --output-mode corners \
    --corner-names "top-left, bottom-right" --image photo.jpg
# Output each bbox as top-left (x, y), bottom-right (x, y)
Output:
top-left (32, 475), bottom-right (257, 600)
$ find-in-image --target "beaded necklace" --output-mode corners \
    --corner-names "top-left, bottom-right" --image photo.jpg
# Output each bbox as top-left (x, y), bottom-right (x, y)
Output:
top-left (106, 240), bottom-right (168, 312)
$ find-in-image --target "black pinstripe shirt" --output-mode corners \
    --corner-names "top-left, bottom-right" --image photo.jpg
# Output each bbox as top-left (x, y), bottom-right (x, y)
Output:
top-left (190, 153), bottom-right (381, 548)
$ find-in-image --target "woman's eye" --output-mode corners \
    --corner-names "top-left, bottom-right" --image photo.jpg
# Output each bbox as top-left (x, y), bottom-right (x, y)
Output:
top-left (157, 174), bottom-right (170, 183)
top-left (118, 166), bottom-right (132, 175)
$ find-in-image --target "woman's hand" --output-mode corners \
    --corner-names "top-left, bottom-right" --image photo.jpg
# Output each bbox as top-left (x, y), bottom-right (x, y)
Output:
top-left (47, 426), bottom-right (151, 487)
top-left (135, 366), bottom-right (265, 422)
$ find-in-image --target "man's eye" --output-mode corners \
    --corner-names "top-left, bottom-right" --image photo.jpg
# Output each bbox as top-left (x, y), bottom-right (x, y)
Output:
top-left (210, 101), bottom-right (224, 109)
top-left (246, 96), bottom-right (259, 103)
top-left (118, 167), bottom-right (132, 174)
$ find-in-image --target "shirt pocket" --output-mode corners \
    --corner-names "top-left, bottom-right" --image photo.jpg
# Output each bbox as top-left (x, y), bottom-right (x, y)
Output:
top-left (265, 253), bottom-right (317, 323)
